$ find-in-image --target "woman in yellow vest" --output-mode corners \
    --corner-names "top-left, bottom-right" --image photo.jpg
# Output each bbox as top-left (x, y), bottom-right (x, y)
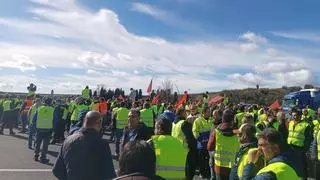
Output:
top-left (148, 114), bottom-right (187, 180)
top-left (245, 128), bottom-right (299, 180)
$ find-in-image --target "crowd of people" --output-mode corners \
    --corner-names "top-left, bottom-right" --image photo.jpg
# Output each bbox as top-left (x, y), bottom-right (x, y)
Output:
top-left (0, 85), bottom-right (320, 180)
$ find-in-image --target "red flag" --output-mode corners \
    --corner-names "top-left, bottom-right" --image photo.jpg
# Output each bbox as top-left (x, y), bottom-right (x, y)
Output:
top-left (269, 100), bottom-right (281, 110)
top-left (147, 79), bottom-right (152, 94)
top-left (175, 94), bottom-right (187, 110)
top-left (208, 95), bottom-right (224, 106)
top-left (119, 95), bottom-right (125, 101)
top-left (152, 93), bottom-right (160, 105)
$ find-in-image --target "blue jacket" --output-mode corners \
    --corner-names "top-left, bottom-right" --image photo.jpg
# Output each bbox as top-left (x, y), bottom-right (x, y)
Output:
top-left (53, 105), bottom-right (64, 129)
top-left (242, 152), bottom-right (299, 180)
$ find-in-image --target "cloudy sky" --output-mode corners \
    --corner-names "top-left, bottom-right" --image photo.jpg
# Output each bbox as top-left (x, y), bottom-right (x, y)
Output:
top-left (0, 0), bottom-right (319, 94)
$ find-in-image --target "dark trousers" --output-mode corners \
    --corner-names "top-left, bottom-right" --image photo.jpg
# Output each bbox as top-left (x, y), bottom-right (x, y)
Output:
top-left (0, 111), bottom-right (13, 133)
top-left (34, 131), bottom-right (51, 159)
top-left (115, 129), bottom-right (123, 154)
top-left (186, 150), bottom-right (197, 180)
top-left (53, 120), bottom-right (65, 141)
top-left (65, 113), bottom-right (71, 132)
top-left (20, 112), bottom-right (28, 131)
top-left (314, 161), bottom-right (320, 179)
top-left (199, 149), bottom-right (210, 178)
top-left (291, 146), bottom-right (308, 180)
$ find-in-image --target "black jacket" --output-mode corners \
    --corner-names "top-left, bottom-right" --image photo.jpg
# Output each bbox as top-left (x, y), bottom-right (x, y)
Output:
top-left (173, 119), bottom-right (197, 152)
top-left (53, 128), bottom-right (116, 180)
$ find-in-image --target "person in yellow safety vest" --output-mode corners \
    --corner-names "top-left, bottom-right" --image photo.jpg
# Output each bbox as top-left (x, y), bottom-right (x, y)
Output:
top-left (229, 124), bottom-right (264, 180)
top-left (235, 105), bottom-right (245, 129)
top-left (70, 98), bottom-right (88, 126)
top-left (312, 108), bottom-right (320, 139)
top-left (81, 86), bottom-right (90, 99)
top-left (287, 109), bottom-right (312, 179)
top-left (89, 97), bottom-right (100, 111)
top-left (302, 108), bottom-right (313, 124)
top-left (311, 122), bottom-right (320, 179)
top-left (109, 102), bottom-right (120, 142)
top-left (306, 105), bottom-right (315, 120)
top-left (148, 114), bottom-right (187, 179)
top-left (207, 109), bottom-right (239, 180)
top-left (33, 97), bottom-right (55, 164)
top-left (255, 109), bottom-right (268, 135)
top-left (245, 128), bottom-right (299, 180)
top-left (152, 103), bottom-right (165, 118)
top-left (140, 102), bottom-right (155, 135)
top-left (112, 101), bottom-right (129, 158)
top-left (27, 98), bottom-right (42, 149)
top-left (0, 94), bottom-right (15, 135)
top-left (192, 106), bottom-right (213, 178)
top-left (172, 107), bottom-right (197, 180)
top-left (265, 110), bottom-right (280, 130)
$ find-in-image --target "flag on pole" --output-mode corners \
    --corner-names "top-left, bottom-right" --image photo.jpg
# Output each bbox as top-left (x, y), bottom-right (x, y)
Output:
top-left (175, 94), bottom-right (187, 110)
top-left (147, 78), bottom-right (153, 94)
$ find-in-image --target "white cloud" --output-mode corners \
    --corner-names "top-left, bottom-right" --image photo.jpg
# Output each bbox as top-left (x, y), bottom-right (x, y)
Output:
top-left (240, 32), bottom-right (267, 44)
top-left (87, 69), bottom-right (104, 76)
top-left (271, 31), bottom-right (320, 42)
top-left (230, 61), bottom-right (314, 88)
top-left (0, 0), bottom-right (316, 93)
top-left (131, 3), bottom-right (166, 20)
top-left (254, 62), bottom-right (305, 73)
top-left (266, 48), bottom-right (278, 57)
top-left (228, 73), bottom-right (266, 86)
top-left (240, 43), bottom-right (258, 52)
top-left (0, 54), bottom-right (36, 71)
top-left (273, 69), bottom-right (313, 86)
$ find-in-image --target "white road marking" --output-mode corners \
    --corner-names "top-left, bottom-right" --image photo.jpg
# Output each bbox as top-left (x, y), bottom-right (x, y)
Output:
top-left (0, 169), bottom-right (52, 172)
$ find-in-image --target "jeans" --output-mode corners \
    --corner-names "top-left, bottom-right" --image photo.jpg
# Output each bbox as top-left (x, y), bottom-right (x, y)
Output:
top-left (115, 128), bottom-right (123, 155)
top-left (34, 130), bottom-right (52, 159)
top-left (209, 151), bottom-right (215, 180)
top-left (21, 112), bottom-right (28, 131)
top-left (198, 149), bottom-right (210, 178)
top-left (28, 124), bottom-right (36, 148)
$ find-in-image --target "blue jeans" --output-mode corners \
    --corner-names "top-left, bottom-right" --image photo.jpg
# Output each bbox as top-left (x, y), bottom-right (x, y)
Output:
top-left (209, 151), bottom-right (215, 180)
top-left (28, 125), bottom-right (36, 148)
top-left (21, 112), bottom-right (28, 131)
top-left (115, 129), bottom-right (123, 155)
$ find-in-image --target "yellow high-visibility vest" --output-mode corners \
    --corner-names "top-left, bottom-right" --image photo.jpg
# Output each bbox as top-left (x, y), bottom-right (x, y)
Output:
top-left (151, 135), bottom-right (187, 179)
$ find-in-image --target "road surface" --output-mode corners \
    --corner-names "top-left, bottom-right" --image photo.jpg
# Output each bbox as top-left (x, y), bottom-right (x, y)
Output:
top-left (0, 129), bottom-right (315, 180)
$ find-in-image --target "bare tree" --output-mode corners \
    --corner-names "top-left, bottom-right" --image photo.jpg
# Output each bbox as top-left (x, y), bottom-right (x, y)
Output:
top-left (160, 78), bottom-right (174, 103)
top-left (161, 78), bottom-right (174, 93)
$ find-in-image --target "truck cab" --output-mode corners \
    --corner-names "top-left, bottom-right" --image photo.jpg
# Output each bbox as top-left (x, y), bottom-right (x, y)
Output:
top-left (282, 89), bottom-right (320, 116)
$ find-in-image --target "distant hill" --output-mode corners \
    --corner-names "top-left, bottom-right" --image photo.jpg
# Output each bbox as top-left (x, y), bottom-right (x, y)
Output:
top-left (201, 86), bottom-right (303, 106)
